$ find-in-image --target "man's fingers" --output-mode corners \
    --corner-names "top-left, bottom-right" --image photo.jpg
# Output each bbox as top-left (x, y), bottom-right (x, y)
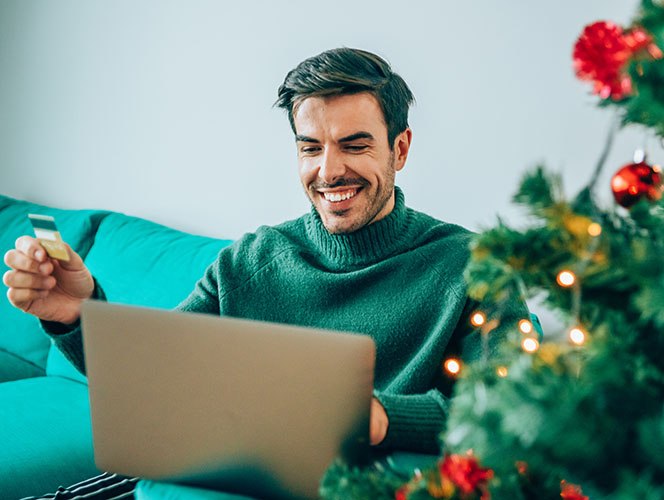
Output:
top-left (4, 249), bottom-right (53, 275)
top-left (15, 235), bottom-right (47, 262)
top-left (6, 287), bottom-right (48, 310)
top-left (369, 397), bottom-right (389, 446)
top-left (13, 236), bottom-right (83, 271)
top-left (3, 269), bottom-right (56, 291)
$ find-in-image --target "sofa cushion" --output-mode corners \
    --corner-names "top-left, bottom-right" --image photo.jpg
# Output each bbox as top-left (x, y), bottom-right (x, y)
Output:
top-left (82, 212), bottom-right (233, 309)
top-left (136, 481), bottom-right (259, 500)
top-left (0, 376), bottom-right (101, 498)
top-left (46, 340), bottom-right (88, 384)
top-left (0, 347), bottom-right (45, 382)
top-left (0, 195), bottom-right (107, 378)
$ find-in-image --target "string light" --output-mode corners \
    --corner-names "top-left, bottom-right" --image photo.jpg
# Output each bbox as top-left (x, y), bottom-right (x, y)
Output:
top-left (556, 270), bottom-right (576, 287)
top-left (497, 366), bottom-right (508, 377)
top-left (444, 358), bottom-right (461, 375)
top-left (519, 319), bottom-right (533, 334)
top-left (569, 327), bottom-right (586, 345)
top-left (587, 223), bottom-right (602, 237)
top-left (522, 338), bottom-right (540, 353)
top-left (654, 164), bottom-right (662, 173)
top-left (470, 311), bottom-right (486, 327)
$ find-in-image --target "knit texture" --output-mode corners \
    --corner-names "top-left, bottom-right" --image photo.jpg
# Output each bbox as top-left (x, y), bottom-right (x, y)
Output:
top-left (45, 187), bottom-right (527, 453)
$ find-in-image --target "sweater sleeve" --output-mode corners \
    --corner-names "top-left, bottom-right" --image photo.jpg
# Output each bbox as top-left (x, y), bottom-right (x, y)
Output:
top-left (174, 258), bottom-right (221, 315)
top-left (40, 277), bottom-right (107, 375)
top-left (40, 251), bottom-right (224, 376)
top-left (375, 292), bottom-right (530, 454)
top-left (373, 389), bottom-right (449, 454)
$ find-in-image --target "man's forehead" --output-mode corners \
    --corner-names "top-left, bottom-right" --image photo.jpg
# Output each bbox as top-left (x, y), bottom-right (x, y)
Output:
top-left (293, 93), bottom-right (387, 141)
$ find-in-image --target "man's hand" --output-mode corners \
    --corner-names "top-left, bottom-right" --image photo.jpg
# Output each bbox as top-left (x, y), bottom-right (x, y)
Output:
top-left (3, 236), bottom-right (94, 324)
top-left (370, 397), bottom-right (389, 446)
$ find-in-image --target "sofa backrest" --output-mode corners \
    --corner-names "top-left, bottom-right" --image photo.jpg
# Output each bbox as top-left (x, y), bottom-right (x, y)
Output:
top-left (0, 194), bottom-right (108, 381)
top-left (82, 212), bottom-right (233, 308)
top-left (45, 211), bottom-right (233, 381)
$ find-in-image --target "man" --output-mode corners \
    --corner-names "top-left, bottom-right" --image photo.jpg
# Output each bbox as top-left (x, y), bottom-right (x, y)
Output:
top-left (4, 48), bottom-right (526, 499)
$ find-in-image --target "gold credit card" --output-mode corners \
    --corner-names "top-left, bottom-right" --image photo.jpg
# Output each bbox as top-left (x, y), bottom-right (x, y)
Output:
top-left (28, 214), bottom-right (70, 262)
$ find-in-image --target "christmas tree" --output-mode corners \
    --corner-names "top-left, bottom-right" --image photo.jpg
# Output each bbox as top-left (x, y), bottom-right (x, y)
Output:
top-left (320, 1), bottom-right (664, 499)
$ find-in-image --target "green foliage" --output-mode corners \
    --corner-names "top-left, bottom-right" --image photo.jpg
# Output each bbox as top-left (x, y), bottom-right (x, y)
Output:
top-left (319, 459), bottom-right (404, 500)
top-left (320, 165), bottom-right (664, 499)
top-left (446, 167), bottom-right (664, 499)
top-left (600, 0), bottom-right (664, 136)
top-left (512, 166), bottom-right (563, 215)
top-left (602, 470), bottom-right (664, 500)
top-left (637, 410), bottom-right (664, 473)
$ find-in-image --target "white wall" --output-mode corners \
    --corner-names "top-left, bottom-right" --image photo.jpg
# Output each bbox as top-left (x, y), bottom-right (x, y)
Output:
top-left (1, 0), bottom-right (660, 240)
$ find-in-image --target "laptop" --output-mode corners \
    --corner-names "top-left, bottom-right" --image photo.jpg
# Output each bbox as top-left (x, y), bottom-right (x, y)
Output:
top-left (80, 300), bottom-right (376, 500)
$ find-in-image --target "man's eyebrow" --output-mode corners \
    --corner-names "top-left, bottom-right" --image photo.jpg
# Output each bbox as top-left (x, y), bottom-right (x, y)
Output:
top-left (338, 132), bottom-right (375, 143)
top-left (295, 135), bottom-right (320, 143)
top-left (295, 132), bottom-right (375, 144)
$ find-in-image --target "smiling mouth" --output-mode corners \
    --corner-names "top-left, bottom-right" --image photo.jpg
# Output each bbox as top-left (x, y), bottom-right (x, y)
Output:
top-left (319, 187), bottom-right (363, 203)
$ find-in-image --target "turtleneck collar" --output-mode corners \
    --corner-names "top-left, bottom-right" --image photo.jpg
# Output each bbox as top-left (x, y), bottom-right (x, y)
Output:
top-left (304, 186), bottom-right (413, 269)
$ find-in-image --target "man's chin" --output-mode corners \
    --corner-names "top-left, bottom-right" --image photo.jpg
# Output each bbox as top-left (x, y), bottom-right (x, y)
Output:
top-left (320, 214), bottom-right (365, 235)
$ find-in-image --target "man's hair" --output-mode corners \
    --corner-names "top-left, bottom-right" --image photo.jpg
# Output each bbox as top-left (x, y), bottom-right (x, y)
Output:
top-left (276, 48), bottom-right (415, 148)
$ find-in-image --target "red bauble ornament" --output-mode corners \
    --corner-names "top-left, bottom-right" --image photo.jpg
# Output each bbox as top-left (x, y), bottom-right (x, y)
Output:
top-left (611, 157), bottom-right (663, 208)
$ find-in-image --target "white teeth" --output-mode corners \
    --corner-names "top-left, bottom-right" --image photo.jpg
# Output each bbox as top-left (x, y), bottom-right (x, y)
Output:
top-left (323, 190), bottom-right (357, 202)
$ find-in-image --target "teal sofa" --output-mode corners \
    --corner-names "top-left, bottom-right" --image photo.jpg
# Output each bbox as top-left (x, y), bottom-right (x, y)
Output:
top-left (0, 194), bottom-right (236, 498)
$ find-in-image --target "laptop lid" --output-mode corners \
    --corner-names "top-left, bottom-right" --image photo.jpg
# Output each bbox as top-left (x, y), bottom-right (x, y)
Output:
top-left (80, 300), bottom-right (375, 500)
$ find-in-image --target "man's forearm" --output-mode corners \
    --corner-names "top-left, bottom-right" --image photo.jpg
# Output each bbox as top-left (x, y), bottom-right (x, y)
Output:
top-left (39, 277), bottom-right (107, 376)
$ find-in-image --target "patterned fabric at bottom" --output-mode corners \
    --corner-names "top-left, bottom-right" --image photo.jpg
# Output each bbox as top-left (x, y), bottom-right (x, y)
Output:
top-left (20, 472), bottom-right (139, 500)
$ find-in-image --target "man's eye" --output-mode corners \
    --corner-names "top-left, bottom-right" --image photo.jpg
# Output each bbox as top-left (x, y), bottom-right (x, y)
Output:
top-left (301, 147), bottom-right (321, 154)
top-left (345, 145), bottom-right (368, 152)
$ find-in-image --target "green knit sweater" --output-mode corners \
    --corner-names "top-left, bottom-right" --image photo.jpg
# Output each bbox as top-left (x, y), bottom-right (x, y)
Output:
top-left (45, 187), bottom-right (527, 454)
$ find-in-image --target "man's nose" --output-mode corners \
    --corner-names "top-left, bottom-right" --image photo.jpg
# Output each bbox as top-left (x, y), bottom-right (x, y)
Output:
top-left (318, 149), bottom-right (346, 184)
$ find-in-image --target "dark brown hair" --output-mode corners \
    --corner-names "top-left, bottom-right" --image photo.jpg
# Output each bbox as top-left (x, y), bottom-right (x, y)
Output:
top-left (275, 48), bottom-right (415, 148)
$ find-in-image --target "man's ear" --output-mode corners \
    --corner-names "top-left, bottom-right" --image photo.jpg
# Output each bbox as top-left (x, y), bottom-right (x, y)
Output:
top-left (393, 128), bottom-right (412, 172)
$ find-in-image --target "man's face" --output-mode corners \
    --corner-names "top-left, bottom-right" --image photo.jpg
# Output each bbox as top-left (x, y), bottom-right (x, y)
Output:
top-left (293, 92), bottom-right (411, 234)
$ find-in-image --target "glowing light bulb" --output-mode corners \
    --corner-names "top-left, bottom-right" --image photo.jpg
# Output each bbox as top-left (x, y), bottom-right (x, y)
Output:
top-left (556, 270), bottom-right (576, 287)
top-left (519, 319), bottom-right (533, 334)
top-left (470, 311), bottom-right (486, 327)
top-left (496, 366), bottom-right (508, 377)
top-left (654, 164), bottom-right (662, 173)
top-left (587, 223), bottom-right (602, 237)
top-left (569, 327), bottom-right (586, 345)
top-left (444, 358), bottom-right (461, 375)
top-left (522, 338), bottom-right (539, 353)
